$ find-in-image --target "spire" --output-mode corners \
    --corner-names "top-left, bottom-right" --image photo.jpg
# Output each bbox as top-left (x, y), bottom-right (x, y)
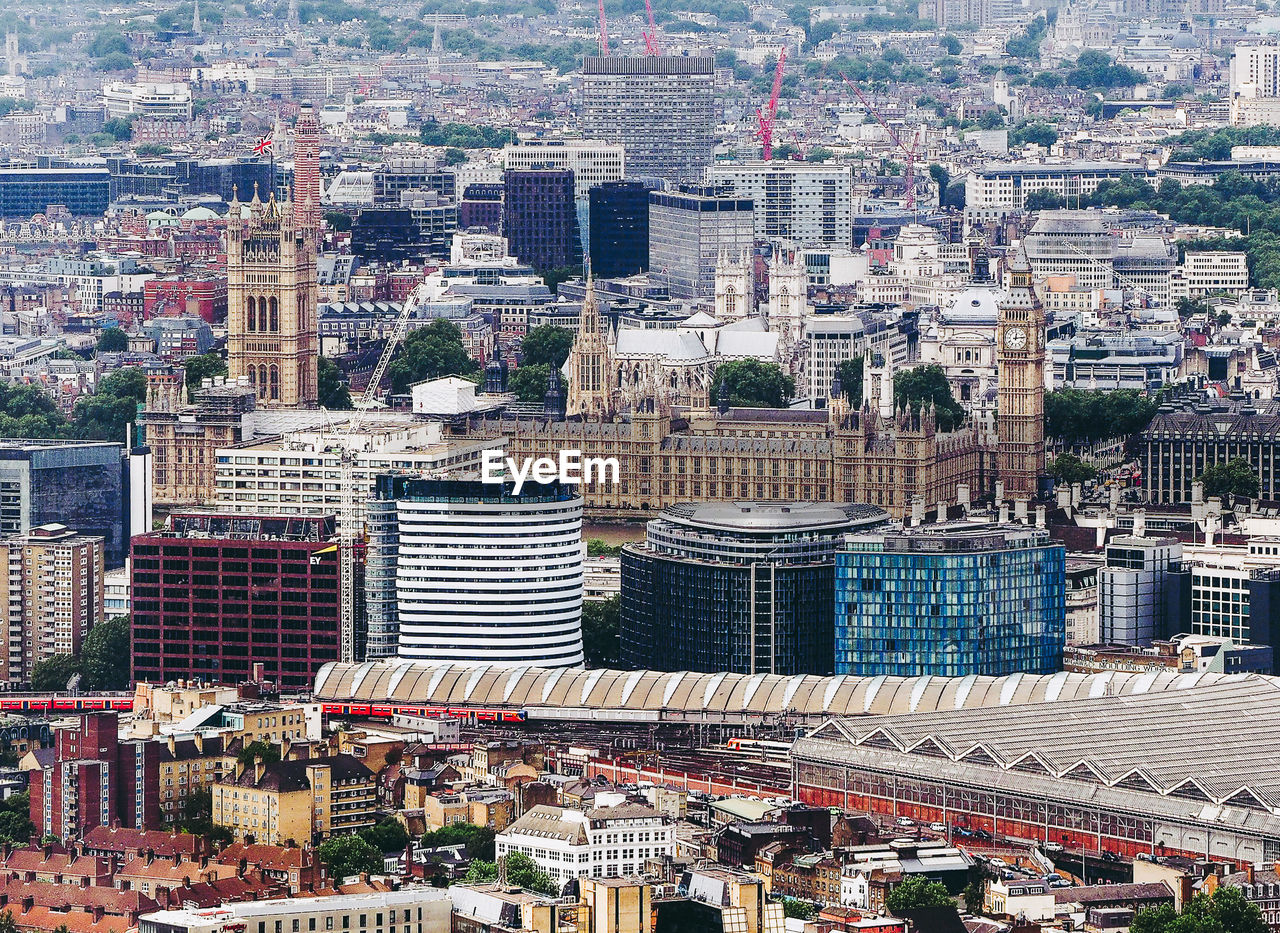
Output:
top-left (192, 0), bottom-right (201, 34)
top-left (431, 19), bottom-right (443, 53)
top-left (543, 364), bottom-right (565, 420)
top-left (879, 352), bottom-right (895, 421)
top-left (717, 377), bottom-right (731, 415)
top-left (860, 347), bottom-right (874, 411)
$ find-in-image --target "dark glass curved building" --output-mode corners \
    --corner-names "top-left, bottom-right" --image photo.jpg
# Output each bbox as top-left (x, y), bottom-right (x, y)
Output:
top-left (620, 501), bottom-right (889, 675)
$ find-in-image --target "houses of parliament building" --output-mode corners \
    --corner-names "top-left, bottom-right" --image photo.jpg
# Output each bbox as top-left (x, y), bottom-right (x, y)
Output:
top-left (461, 256), bottom-right (1047, 519)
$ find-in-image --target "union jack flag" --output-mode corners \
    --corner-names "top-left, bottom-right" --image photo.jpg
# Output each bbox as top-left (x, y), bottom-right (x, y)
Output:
top-left (253, 134), bottom-right (273, 155)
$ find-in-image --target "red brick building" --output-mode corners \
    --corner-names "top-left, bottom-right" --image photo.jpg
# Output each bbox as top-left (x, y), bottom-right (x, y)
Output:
top-left (129, 514), bottom-right (351, 691)
top-left (143, 277), bottom-right (227, 324)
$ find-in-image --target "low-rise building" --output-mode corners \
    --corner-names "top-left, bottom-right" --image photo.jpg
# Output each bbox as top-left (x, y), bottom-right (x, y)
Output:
top-left (494, 803), bottom-right (674, 885)
top-left (211, 755), bottom-right (376, 846)
top-left (138, 888), bottom-right (451, 933)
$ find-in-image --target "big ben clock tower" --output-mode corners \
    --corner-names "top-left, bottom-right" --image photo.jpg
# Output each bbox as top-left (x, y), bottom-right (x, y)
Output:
top-left (997, 248), bottom-right (1046, 500)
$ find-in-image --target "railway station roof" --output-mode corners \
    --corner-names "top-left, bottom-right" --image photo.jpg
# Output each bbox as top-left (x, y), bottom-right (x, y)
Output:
top-left (313, 662), bottom-right (1267, 723)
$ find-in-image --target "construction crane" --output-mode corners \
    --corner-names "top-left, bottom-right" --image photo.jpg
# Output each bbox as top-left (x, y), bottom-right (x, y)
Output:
top-left (839, 72), bottom-right (922, 214)
top-left (597, 0), bottom-right (609, 55)
top-left (757, 48), bottom-right (787, 161)
top-left (334, 282), bottom-right (425, 662)
top-left (642, 0), bottom-right (661, 55)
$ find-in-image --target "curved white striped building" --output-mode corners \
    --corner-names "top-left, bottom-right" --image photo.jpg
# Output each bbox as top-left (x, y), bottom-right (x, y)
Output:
top-left (368, 475), bottom-right (584, 668)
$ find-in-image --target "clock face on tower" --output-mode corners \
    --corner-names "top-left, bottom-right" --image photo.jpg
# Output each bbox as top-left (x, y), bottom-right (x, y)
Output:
top-left (1004, 326), bottom-right (1028, 350)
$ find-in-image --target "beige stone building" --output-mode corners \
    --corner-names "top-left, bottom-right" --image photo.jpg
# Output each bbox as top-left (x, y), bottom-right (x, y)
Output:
top-left (226, 187), bottom-right (318, 408)
top-left (0, 523), bottom-right (103, 686)
top-left (212, 754), bottom-right (376, 845)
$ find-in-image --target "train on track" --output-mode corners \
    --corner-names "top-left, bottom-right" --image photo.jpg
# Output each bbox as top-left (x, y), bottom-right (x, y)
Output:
top-left (0, 696), bottom-right (134, 712)
top-left (318, 702), bottom-right (527, 723)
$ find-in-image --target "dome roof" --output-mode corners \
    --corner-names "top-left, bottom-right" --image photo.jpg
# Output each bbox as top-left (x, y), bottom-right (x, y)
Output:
top-left (181, 205), bottom-right (220, 221)
top-left (940, 287), bottom-right (1002, 325)
top-left (145, 210), bottom-right (179, 227)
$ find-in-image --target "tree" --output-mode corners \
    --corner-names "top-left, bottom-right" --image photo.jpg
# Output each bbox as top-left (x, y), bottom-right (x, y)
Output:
top-left (887, 875), bottom-right (954, 913)
top-left (96, 327), bottom-right (128, 353)
top-left (503, 852), bottom-right (557, 895)
top-left (317, 833), bottom-right (384, 881)
top-left (1045, 389), bottom-right (1157, 445)
top-left (80, 616), bottom-right (130, 690)
top-left (940, 34), bottom-right (962, 54)
top-left (509, 364), bottom-right (550, 403)
top-left (712, 360), bottom-right (795, 409)
top-left (385, 319), bottom-right (478, 394)
top-left (1131, 887), bottom-right (1267, 933)
top-left (582, 596), bottom-right (620, 669)
top-left (463, 860), bottom-right (499, 884)
top-left (1025, 188), bottom-right (1065, 211)
top-left (184, 351), bottom-right (228, 402)
top-left (237, 740), bottom-right (282, 766)
top-left (419, 822), bottom-right (495, 861)
top-left (1197, 458), bottom-right (1260, 500)
top-left (541, 267), bottom-right (577, 294)
top-left (323, 211), bottom-right (352, 233)
top-left (586, 539), bottom-right (621, 557)
top-left (928, 164), bottom-right (950, 197)
top-left (836, 356), bottom-right (865, 401)
top-left (360, 817), bottom-right (410, 853)
top-left (1050, 453), bottom-right (1097, 487)
top-left (0, 793), bottom-right (33, 846)
top-left (69, 366), bottom-right (149, 441)
top-left (30, 654), bottom-right (80, 692)
top-left (318, 357), bottom-right (352, 410)
top-left (781, 899), bottom-right (818, 920)
top-left (893, 364), bottom-right (965, 431)
top-left (520, 325), bottom-right (575, 368)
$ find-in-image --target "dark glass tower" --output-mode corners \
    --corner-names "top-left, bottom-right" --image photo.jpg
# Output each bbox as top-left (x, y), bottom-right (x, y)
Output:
top-left (588, 180), bottom-right (651, 278)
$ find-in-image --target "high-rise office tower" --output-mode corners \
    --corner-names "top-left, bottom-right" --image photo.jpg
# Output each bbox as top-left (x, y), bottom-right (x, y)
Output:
top-left (581, 55), bottom-right (715, 184)
top-left (501, 168), bottom-right (582, 272)
top-left (588, 181), bottom-right (651, 278)
top-left (648, 185), bottom-right (754, 299)
top-left (366, 475), bottom-right (585, 668)
top-left (706, 162), bottom-right (853, 248)
top-left (226, 187), bottom-right (319, 407)
top-left (293, 101), bottom-right (322, 235)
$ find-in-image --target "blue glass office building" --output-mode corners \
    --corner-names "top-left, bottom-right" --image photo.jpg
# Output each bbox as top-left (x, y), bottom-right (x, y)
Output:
top-left (835, 525), bottom-right (1066, 677)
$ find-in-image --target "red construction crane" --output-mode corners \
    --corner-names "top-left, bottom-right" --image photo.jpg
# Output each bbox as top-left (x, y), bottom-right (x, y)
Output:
top-left (642, 0), bottom-right (660, 55)
top-left (756, 48), bottom-right (787, 161)
top-left (838, 71), bottom-right (922, 213)
top-left (597, 0), bottom-right (609, 55)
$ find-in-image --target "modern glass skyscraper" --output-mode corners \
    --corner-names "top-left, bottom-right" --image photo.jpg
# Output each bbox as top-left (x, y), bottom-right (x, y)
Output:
top-left (621, 501), bottom-right (889, 674)
top-left (835, 524), bottom-right (1066, 676)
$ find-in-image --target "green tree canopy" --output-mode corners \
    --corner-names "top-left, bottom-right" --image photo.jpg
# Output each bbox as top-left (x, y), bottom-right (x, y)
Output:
top-left (317, 834), bottom-right (384, 881)
top-left (359, 817), bottom-right (410, 853)
top-left (1050, 453), bottom-right (1097, 486)
top-left (30, 654), bottom-right (80, 692)
top-left (509, 363), bottom-right (550, 403)
top-left (318, 357), bottom-right (352, 409)
top-left (835, 356), bottom-right (866, 402)
top-left (71, 366), bottom-right (149, 441)
top-left (1197, 458), bottom-right (1260, 500)
top-left (887, 875), bottom-right (954, 913)
top-left (1025, 188), bottom-right (1065, 211)
top-left (463, 860), bottom-right (499, 884)
top-left (237, 740), bottom-right (283, 766)
top-left (419, 823), bottom-right (495, 861)
top-left (893, 364), bottom-right (965, 431)
top-left (582, 596), bottom-right (620, 669)
top-left (184, 351), bottom-right (228, 402)
top-left (1131, 886), bottom-right (1267, 933)
top-left (323, 211), bottom-right (352, 232)
top-left (96, 327), bottom-right (128, 353)
top-left (502, 852), bottom-right (557, 895)
top-left (520, 325), bottom-right (575, 368)
top-left (712, 360), bottom-right (795, 409)
top-left (0, 793), bottom-right (33, 846)
top-left (80, 615), bottom-right (130, 690)
top-left (385, 319), bottom-right (478, 394)
top-left (1044, 389), bottom-right (1157, 445)
top-left (940, 34), bottom-right (962, 54)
